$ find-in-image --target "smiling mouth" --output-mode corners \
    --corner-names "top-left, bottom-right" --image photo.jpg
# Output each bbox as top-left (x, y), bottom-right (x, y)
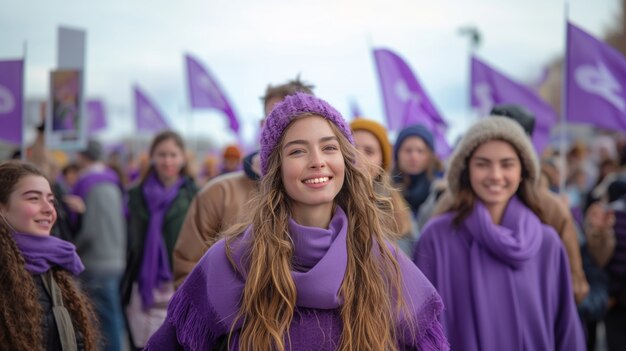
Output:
top-left (303, 176), bottom-right (331, 184)
top-left (35, 220), bottom-right (52, 226)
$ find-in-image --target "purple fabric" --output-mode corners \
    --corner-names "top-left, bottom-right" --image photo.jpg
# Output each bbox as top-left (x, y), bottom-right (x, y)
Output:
top-left (471, 56), bottom-right (557, 154)
top-left (147, 206), bottom-right (448, 350)
top-left (414, 196), bottom-right (585, 351)
top-left (185, 54), bottom-right (240, 134)
top-left (260, 93), bottom-right (354, 175)
top-left (134, 85), bottom-right (169, 133)
top-left (607, 208), bottom-right (626, 297)
top-left (138, 173), bottom-right (184, 309)
top-left (13, 232), bottom-right (84, 276)
top-left (567, 22), bottom-right (626, 132)
top-left (0, 59), bottom-right (24, 145)
top-left (373, 48), bottom-right (447, 132)
top-left (86, 99), bottom-right (107, 135)
top-left (402, 99), bottom-right (452, 159)
top-left (350, 99), bottom-right (363, 119)
top-left (72, 168), bottom-right (121, 200)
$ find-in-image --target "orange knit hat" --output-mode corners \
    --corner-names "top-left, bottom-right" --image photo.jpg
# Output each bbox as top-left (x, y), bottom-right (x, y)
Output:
top-left (350, 119), bottom-right (392, 172)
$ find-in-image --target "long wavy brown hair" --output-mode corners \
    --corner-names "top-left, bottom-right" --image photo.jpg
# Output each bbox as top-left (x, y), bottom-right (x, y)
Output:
top-left (0, 160), bottom-right (99, 350)
top-left (224, 116), bottom-right (411, 351)
top-left (449, 138), bottom-right (543, 226)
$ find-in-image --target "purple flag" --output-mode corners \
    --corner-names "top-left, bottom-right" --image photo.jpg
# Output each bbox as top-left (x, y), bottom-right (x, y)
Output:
top-left (86, 99), bottom-right (106, 135)
top-left (0, 60), bottom-right (24, 145)
top-left (470, 56), bottom-right (557, 154)
top-left (567, 22), bottom-right (626, 132)
top-left (402, 98), bottom-right (452, 159)
top-left (185, 54), bottom-right (239, 134)
top-left (373, 48), bottom-right (447, 132)
top-left (134, 86), bottom-right (169, 133)
top-left (350, 99), bottom-right (363, 119)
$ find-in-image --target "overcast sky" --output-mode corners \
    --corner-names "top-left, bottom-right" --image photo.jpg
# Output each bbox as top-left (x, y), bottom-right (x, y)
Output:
top-left (0, 0), bottom-right (621, 149)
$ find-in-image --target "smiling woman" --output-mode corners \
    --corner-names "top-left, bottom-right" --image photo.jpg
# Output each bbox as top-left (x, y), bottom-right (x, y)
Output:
top-left (0, 160), bottom-right (99, 350)
top-left (146, 93), bottom-right (449, 351)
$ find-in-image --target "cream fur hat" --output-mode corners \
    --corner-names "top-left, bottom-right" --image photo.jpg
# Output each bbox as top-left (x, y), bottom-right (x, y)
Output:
top-left (446, 116), bottom-right (540, 196)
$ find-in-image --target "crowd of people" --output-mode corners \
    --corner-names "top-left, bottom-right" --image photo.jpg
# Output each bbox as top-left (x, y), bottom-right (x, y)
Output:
top-left (0, 76), bottom-right (625, 351)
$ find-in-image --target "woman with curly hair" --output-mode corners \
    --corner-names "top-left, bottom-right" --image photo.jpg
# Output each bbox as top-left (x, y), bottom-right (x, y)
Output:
top-left (146, 93), bottom-right (448, 350)
top-left (0, 160), bottom-right (98, 350)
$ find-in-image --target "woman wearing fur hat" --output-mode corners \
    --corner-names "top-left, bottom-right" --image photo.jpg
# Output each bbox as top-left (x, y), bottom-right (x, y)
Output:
top-left (146, 93), bottom-right (448, 350)
top-left (0, 160), bottom-right (99, 350)
top-left (393, 124), bottom-right (438, 216)
top-left (350, 118), bottom-right (414, 255)
top-left (413, 117), bottom-right (584, 350)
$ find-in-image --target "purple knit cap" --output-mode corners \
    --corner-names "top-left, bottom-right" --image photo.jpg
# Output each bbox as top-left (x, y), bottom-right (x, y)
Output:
top-left (260, 92), bottom-right (354, 175)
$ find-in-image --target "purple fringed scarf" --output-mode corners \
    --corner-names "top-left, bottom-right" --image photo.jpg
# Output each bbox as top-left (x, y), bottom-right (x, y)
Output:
top-left (463, 196), bottom-right (542, 350)
top-left (13, 233), bottom-right (85, 276)
top-left (139, 172), bottom-right (184, 309)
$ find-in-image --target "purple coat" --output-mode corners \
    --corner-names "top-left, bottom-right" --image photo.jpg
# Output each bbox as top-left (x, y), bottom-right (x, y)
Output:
top-left (413, 197), bottom-right (585, 351)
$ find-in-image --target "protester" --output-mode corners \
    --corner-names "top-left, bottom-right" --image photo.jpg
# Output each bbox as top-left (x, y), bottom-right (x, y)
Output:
top-left (350, 118), bottom-right (414, 254)
top-left (73, 139), bottom-right (126, 351)
top-left (121, 131), bottom-right (198, 349)
top-left (413, 117), bottom-right (585, 350)
top-left (221, 144), bottom-right (242, 174)
top-left (173, 76), bottom-right (315, 288)
top-left (0, 160), bottom-right (99, 350)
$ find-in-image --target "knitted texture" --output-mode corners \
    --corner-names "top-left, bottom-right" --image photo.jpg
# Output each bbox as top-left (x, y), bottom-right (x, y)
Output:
top-left (350, 119), bottom-right (392, 172)
top-left (446, 116), bottom-right (539, 196)
top-left (260, 93), bottom-right (354, 175)
top-left (393, 124), bottom-right (434, 162)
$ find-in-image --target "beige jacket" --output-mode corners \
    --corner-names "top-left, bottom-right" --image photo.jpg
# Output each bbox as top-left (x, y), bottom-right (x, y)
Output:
top-left (173, 171), bottom-right (258, 288)
top-left (433, 187), bottom-right (589, 303)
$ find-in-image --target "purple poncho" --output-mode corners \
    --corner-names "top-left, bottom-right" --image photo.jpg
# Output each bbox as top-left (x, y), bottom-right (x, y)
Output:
top-left (413, 196), bottom-right (585, 351)
top-left (146, 206), bottom-right (448, 350)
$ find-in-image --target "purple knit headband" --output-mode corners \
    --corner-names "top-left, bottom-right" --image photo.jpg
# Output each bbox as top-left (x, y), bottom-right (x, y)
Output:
top-left (259, 93), bottom-right (354, 175)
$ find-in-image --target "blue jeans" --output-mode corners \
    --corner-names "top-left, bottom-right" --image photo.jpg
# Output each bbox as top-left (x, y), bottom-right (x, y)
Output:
top-left (81, 272), bottom-right (125, 351)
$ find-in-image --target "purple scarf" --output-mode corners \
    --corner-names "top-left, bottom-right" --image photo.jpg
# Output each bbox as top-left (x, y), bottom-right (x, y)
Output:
top-left (463, 196), bottom-right (542, 349)
top-left (139, 172), bottom-right (184, 309)
top-left (12, 232), bottom-right (84, 276)
top-left (72, 167), bottom-right (120, 200)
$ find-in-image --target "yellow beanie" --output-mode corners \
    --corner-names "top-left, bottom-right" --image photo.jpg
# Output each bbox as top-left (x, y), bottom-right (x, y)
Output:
top-left (350, 119), bottom-right (392, 172)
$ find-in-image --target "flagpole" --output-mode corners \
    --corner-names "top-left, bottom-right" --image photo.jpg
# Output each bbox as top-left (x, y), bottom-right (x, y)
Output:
top-left (20, 41), bottom-right (27, 161)
top-left (558, 0), bottom-right (570, 195)
top-left (459, 25), bottom-right (481, 123)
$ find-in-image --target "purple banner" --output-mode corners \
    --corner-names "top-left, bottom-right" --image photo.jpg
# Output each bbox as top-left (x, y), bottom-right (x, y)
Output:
top-left (134, 86), bottom-right (169, 133)
top-left (350, 99), bottom-right (363, 119)
top-left (0, 59), bottom-right (23, 145)
top-left (403, 98), bottom-right (452, 159)
top-left (86, 99), bottom-right (106, 135)
top-left (185, 54), bottom-right (240, 134)
top-left (373, 48), bottom-right (446, 132)
top-left (567, 22), bottom-right (626, 132)
top-left (470, 56), bottom-right (557, 154)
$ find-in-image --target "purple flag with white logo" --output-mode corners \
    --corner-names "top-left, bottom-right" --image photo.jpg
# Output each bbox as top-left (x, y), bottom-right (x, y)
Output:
top-left (402, 98), bottom-right (452, 159)
top-left (134, 86), bottom-right (169, 133)
top-left (567, 22), bottom-right (626, 132)
top-left (373, 48), bottom-right (447, 132)
top-left (470, 56), bottom-right (557, 154)
top-left (0, 59), bottom-right (24, 145)
top-left (86, 99), bottom-right (106, 135)
top-left (185, 54), bottom-right (240, 134)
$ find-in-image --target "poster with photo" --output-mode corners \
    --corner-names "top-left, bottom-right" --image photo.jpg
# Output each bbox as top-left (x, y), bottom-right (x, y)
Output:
top-left (46, 69), bottom-right (86, 150)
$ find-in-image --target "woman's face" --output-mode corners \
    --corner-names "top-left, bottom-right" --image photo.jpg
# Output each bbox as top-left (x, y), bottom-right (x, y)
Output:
top-left (469, 140), bottom-right (522, 210)
top-left (281, 116), bottom-right (345, 219)
top-left (1, 175), bottom-right (56, 236)
top-left (353, 130), bottom-right (383, 178)
top-left (397, 136), bottom-right (431, 175)
top-left (152, 138), bottom-right (185, 183)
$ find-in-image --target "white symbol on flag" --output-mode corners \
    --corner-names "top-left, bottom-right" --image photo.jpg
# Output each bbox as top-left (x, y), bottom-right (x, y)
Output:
top-left (394, 81), bottom-right (420, 103)
top-left (198, 76), bottom-right (225, 109)
top-left (474, 82), bottom-right (494, 117)
top-left (0, 84), bottom-right (15, 115)
top-left (575, 61), bottom-right (625, 112)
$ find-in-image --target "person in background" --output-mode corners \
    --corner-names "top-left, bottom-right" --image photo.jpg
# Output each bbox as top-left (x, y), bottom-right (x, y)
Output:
top-left (173, 76), bottom-right (315, 288)
top-left (73, 139), bottom-right (126, 351)
top-left (0, 160), bottom-right (99, 350)
top-left (121, 130), bottom-right (198, 349)
top-left (221, 144), bottom-right (242, 174)
top-left (392, 124), bottom-right (437, 217)
top-left (350, 118), bottom-right (414, 255)
top-left (414, 117), bottom-right (584, 350)
top-left (147, 93), bottom-right (448, 350)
